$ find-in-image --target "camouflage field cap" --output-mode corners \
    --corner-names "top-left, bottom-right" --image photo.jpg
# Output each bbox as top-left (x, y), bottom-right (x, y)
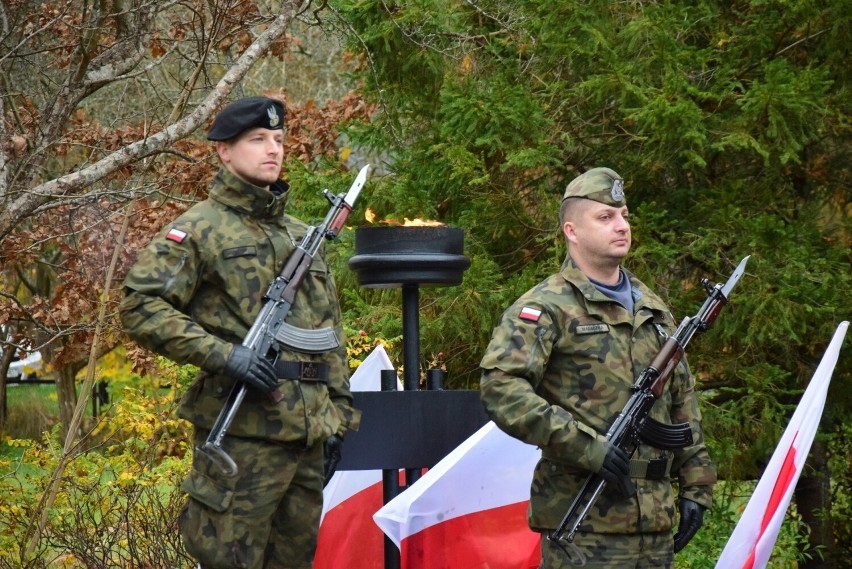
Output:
top-left (562, 167), bottom-right (626, 207)
top-left (207, 97), bottom-right (286, 141)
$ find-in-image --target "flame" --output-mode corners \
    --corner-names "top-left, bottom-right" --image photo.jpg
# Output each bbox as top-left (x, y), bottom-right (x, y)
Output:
top-left (402, 218), bottom-right (444, 227)
top-left (364, 208), bottom-right (444, 227)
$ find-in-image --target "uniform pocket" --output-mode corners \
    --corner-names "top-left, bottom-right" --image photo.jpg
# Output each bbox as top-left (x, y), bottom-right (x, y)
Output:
top-left (529, 457), bottom-right (585, 531)
top-left (179, 466), bottom-right (239, 567)
top-left (181, 466), bottom-right (234, 512)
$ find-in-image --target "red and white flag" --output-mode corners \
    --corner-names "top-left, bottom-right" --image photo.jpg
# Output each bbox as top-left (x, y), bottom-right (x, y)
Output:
top-left (373, 421), bottom-right (542, 569)
top-left (315, 345), bottom-right (399, 569)
top-left (716, 321), bottom-right (849, 569)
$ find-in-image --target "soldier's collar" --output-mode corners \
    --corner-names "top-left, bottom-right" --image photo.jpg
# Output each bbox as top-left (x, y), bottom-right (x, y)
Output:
top-left (209, 167), bottom-right (288, 219)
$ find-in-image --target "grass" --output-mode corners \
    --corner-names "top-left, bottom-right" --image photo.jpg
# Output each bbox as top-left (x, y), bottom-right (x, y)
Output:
top-left (3, 383), bottom-right (59, 442)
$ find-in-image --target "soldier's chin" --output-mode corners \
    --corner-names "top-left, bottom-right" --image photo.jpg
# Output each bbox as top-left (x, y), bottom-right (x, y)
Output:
top-left (245, 174), bottom-right (280, 189)
top-left (612, 242), bottom-right (630, 254)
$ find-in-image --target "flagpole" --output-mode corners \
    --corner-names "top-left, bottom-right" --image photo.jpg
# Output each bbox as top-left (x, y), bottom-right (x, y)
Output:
top-left (381, 368), bottom-right (403, 569)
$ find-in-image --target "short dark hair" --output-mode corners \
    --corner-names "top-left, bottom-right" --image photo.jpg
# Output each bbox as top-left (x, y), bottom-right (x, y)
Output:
top-left (560, 197), bottom-right (588, 227)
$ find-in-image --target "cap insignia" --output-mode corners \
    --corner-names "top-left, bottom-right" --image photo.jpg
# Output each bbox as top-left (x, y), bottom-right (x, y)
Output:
top-left (267, 105), bottom-right (280, 128)
top-left (611, 179), bottom-right (625, 202)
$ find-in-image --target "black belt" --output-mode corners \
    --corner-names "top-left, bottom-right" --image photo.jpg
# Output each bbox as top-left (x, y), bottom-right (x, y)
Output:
top-left (629, 456), bottom-right (672, 480)
top-left (274, 360), bottom-right (329, 383)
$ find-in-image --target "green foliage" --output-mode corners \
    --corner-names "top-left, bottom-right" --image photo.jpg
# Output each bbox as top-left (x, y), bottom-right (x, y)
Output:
top-left (827, 422), bottom-right (852, 561)
top-left (332, 0), bottom-right (851, 371)
top-left (344, 325), bottom-right (399, 369)
top-left (329, 0), bottom-right (852, 559)
top-left (675, 480), bottom-right (814, 568)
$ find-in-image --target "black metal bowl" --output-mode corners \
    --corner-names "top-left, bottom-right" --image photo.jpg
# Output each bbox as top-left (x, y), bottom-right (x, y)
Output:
top-left (348, 226), bottom-right (471, 287)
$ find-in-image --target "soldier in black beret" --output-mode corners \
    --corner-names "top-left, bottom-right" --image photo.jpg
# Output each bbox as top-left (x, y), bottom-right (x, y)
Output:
top-left (120, 96), bottom-right (360, 568)
top-left (206, 96), bottom-right (286, 141)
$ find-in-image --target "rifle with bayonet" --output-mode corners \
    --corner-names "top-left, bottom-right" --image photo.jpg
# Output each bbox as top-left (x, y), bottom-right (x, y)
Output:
top-left (198, 164), bottom-right (371, 477)
top-left (548, 255), bottom-right (750, 566)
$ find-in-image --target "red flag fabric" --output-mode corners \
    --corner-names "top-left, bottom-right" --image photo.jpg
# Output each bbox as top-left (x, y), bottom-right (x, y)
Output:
top-left (373, 421), bottom-right (542, 569)
top-left (716, 321), bottom-right (848, 569)
top-left (315, 346), bottom-right (398, 569)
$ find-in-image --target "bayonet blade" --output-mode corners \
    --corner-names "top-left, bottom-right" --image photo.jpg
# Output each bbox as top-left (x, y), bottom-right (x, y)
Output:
top-left (343, 164), bottom-right (371, 208)
top-left (721, 255), bottom-right (750, 298)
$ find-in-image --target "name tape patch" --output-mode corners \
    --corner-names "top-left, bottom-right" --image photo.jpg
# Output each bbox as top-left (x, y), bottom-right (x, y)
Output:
top-left (575, 323), bottom-right (610, 335)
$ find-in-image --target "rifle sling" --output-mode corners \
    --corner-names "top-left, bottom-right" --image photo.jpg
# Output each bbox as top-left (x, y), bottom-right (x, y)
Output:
top-left (274, 360), bottom-right (329, 383)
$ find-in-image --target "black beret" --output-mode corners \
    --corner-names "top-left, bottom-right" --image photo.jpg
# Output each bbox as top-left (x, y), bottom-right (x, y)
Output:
top-left (206, 97), bottom-right (286, 141)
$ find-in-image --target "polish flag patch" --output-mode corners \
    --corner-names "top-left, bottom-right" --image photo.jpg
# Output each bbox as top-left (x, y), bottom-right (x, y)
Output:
top-left (518, 306), bottom-right (542, 322)
top-left (165, 228), bottom-right (187, 243)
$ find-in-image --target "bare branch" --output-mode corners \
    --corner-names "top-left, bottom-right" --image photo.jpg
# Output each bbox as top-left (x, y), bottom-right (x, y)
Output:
top-left (0, 1), bottom-right (302, 243)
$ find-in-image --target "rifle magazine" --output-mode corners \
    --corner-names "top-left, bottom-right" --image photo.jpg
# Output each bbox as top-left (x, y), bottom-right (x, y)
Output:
top-left (274, 322), bottom-right (340, 354)
top-left (638, 417), bottom-right (693, 450)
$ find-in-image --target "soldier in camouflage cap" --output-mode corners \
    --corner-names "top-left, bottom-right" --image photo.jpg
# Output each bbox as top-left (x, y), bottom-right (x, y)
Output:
top-left (561, 166), bottom-right (626, 207)
top-left (480, 167), bottom-right (715, 568)
top-left (120, 96), bottom-right (360, 569)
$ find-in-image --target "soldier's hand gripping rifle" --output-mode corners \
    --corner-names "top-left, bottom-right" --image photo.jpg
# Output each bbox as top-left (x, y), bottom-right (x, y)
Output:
top-left (198, 165), bottom-right (371, 477)
top-left (548, 256), bottom-right (750, 566)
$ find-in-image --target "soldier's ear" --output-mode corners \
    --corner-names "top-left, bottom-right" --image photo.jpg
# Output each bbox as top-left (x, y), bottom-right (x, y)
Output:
top-left (563, 220), bottom-right (578, 244)
top-left (216, 141), bottom-right (230, 163)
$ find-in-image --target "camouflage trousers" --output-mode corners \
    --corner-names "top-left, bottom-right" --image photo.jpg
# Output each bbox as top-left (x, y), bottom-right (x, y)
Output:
top-left (540, 530), bottom-right (674, 569)
top-left (179, 429), bottom-right (324, 569)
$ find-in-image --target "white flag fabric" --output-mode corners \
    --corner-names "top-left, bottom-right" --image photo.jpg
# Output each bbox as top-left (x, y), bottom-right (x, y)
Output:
top-left (715, 321), bottom-right (849, 569)
top-left (315, 345), bottom-right (399, 569)
top-left (373, 421), bottom-right (542, 568)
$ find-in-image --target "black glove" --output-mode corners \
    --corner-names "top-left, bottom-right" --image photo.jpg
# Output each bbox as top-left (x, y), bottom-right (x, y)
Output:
top-left (223, 345), bottom-right (278, 396)
top-left (673, 498), bottom-right (706, 553)
top-left (598, 443), bottom-right (634, 497)
top-left (323, 434), bottom-right (344, 487)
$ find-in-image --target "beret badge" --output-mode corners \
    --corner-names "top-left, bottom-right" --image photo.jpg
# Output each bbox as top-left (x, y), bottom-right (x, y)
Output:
top-left (267, 105), bottom-right (280, 128)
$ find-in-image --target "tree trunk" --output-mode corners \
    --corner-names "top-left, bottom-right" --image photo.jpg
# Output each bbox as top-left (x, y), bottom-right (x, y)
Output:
top-left (55, 365), bottom-right (79, 440)
top-left (0, 344), bottom-right (14, 429)
top-left (796, 439), bottom-right (835, 569)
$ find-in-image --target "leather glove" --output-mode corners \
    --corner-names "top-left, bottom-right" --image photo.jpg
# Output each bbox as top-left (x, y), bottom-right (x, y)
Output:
top-left (323, 434), bottom-right (344, 487)
top-left (598, 443), bottom-right (635, 497)
top-left (223, 345), bottom-right (278, 396)
top-left (673, 498), bottom-right (706, 553)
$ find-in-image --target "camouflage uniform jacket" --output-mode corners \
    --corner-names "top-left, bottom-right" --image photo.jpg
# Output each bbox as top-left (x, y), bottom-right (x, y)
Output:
top-left (480, 255), bottom-right (715, 534)
top-left (120, 167), bottom-right (360, 446)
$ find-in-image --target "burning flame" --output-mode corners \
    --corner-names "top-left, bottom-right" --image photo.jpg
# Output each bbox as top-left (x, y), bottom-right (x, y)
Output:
top-left (365, 208), bottom-right (444, 227)
top-left (402, 218), bottom-right (444, 227)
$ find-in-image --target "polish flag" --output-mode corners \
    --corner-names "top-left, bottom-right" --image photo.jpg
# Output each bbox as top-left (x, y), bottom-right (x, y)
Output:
top-left (315, 345), bottom-right (399, 569)
top-left (716, 321), bottom-right (849, 569)
top-left (373, 421), bottom-right (542, 569)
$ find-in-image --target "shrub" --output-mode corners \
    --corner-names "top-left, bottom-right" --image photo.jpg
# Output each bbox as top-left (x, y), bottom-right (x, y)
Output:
top-left (0, 386), bottom-right (194, 568)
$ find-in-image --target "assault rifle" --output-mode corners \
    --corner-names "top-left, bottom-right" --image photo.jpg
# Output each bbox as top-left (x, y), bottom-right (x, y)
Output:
top-left (199, 165), bottom-right (371, 476)
top-left (549, 256), bottom-right (750, 566)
